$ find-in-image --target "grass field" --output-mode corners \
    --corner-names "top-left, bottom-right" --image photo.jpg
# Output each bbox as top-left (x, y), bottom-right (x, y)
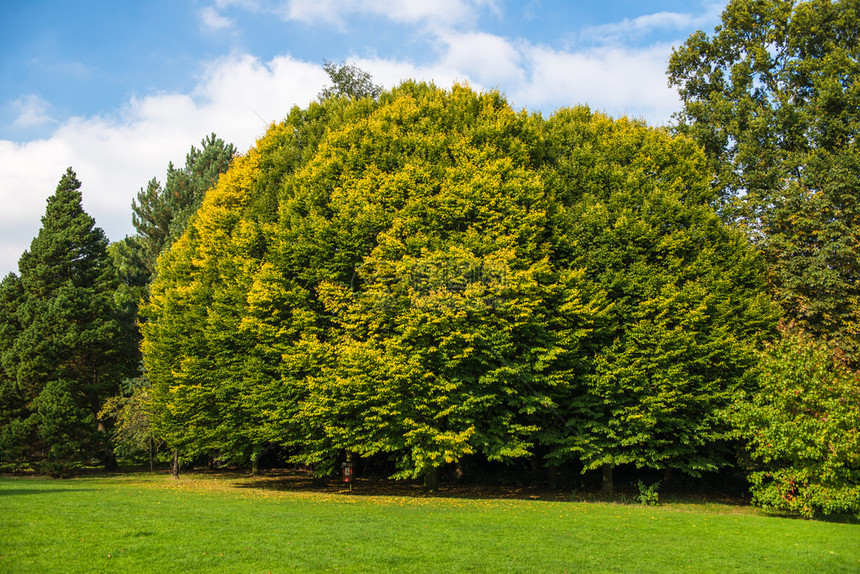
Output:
top-left (1, 471), bottom-right (858, 573)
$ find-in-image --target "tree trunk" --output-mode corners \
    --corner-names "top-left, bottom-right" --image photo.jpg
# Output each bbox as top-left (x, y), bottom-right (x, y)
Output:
top-left (548, 465), bottom-right (558, 490)
top-left (98, 421), bottom-right (118, 471)
top-left (423, 467), bottom-right (440, 490)
top-left (310, 463), bottom-right (326, 487)
top-left (251, 454), bottom-right (260, 475)
top-left (171, 450), bottom-right (180, 479)
top-left (663, 467), bottom-right (673, 491)
top-left (149, 436), bottom-right (153, 472)
top-left (601, 464), bottom-right (614, 495)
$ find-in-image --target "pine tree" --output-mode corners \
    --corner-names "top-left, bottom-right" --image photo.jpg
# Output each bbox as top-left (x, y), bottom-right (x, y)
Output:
top-left (0, 168), bottom-right (133, 471)
top-left (130, 134), bottom-right (237, 276)
top-left (0, 273), bottom-right (28, 466)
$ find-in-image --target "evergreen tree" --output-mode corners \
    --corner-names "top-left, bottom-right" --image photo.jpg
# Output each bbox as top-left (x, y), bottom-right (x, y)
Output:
top-left (130, 134), bottom-right (237, 276)
top-left (0, 168), bottom-right (133, 470)
top-left (0, 273), bottom-right (27, 466)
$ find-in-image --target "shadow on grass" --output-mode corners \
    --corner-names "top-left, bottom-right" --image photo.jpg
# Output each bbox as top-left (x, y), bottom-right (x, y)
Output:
top-left (230, 468), bottom-right (573, 502)
top-left (228, 468), bottom-right (755, 511)
top-left (0, 488), bottom-right (94, 496)
top-left (757, 508), bottom-right (860, 525)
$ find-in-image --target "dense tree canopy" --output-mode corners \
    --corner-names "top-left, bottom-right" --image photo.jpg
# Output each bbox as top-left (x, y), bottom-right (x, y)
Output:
top-left (129, 133), bottom-right (237, 278)
top-left (733, 325), bottom-right (860, 517)
top-left (541, 109), bottom-right (779, 489)
top-left (141, 82), bottom-right (776, 486)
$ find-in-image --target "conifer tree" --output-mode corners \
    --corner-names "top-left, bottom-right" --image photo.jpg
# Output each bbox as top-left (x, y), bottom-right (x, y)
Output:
top-left (0, 273), bottom-right (27, 465)
top-left (130, 134), bottom-right (237, 276)
top-left (0, 168), bottom-right (133, 470)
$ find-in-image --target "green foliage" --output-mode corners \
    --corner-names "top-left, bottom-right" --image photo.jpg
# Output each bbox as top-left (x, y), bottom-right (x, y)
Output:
top-left (542, 109), bottom-right (779, 480)
top-left (733, 326), bottom-right (860, 518)
top-left (637, 480), bottom-right (661, 506)
top-left (143, 84), bottom-right (776, 484)
top-left (129, 133), bottom-right (237, 276)
top-left (143, 123), bottom-right (306, 466)
top-left (274, 83), bottom-right (583, 478)
top-left (99, 377), bottom-right (163, 463)
top-left (0, 273), bottom-right (27, 467)
top-left (0, 169), bottom-right (133, 469)
top-left (318, 60), bottom-right (383, 101)
top-left (668, 0), bottom-right (860, 353)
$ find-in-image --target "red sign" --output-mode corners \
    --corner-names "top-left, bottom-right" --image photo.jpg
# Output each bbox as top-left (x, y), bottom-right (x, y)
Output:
top-left (342, 462), bottom-right (355, 483)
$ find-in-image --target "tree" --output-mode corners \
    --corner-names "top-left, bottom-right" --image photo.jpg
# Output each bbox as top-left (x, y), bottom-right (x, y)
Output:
top-left (143, 83), bottom-right (602, 483)
top-left (318, 60), bottom-right (383, 101)
top-left (733, 325), bottom-right (860, 517)
top-left (0, 168), bottom-right (134, 471)
top-left (130, 134), bottom-right (237, 276)
top-left (274, 83), bottom-right (587, 483)
top-left (542, 108), bottom-right (779, 491)
top-left (99, 376), bottom-right (162, 470)
top-left (668, 0), bottom-right (860, 354)
top-left (142, 83), bottom-right (778, 489)
top-left (0, 273), bottom-right (27, 467)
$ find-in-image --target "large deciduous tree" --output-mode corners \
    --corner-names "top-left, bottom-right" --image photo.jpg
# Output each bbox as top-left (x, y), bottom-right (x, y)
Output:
top-left (0, 169), bottom-right (134, 471)
top-left (142, 94), bottom-right (373, 475)
top-left (668, 0), bottom-right (860, 354)
top-left (142, 82), bottom-right (775, 487)
top-left (542, 108), bottom-right (779, 491)
top-left (270, 83), bottom-right (596, 485)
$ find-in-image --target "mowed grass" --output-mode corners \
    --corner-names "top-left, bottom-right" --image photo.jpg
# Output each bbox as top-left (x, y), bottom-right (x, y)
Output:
top-left (1, 472), bottom-right (858, 573)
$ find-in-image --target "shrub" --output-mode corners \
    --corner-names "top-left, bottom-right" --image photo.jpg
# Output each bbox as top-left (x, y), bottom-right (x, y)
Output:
top-left (636, 480), bottom-right (661, 506)
top-left (734, 326), bottom-right (860, 518)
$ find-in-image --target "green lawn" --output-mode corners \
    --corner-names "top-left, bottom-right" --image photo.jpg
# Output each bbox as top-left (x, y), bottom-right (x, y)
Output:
top-left (0, 471), bottom-right (857, 573)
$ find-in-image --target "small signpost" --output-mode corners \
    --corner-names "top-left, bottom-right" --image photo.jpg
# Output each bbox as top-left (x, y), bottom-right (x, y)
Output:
top-left (341, 461), bottom-right (355, 492)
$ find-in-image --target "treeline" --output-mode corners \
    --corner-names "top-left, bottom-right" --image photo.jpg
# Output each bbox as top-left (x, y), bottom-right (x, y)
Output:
top-left (1, 0), bottom-right (859, 518)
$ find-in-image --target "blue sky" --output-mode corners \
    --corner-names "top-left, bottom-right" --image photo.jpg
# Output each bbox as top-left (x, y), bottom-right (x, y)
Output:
top-left (0, 0), bottom-right (727, 277)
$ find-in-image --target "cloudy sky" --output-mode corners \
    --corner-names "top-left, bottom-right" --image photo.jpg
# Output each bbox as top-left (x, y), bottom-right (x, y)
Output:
top-left (0, 0), bottom-right (727, 277)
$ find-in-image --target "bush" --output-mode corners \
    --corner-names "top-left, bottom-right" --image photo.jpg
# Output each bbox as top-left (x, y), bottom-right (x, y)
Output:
top-left (734, 326), bottom-right (860, 518)
top-left (636, 480), bottom-right (661, 506)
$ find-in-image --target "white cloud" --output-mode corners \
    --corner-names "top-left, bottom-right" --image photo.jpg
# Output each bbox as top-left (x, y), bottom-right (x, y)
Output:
top-left (582, 2), bottom-right (726, 44)
top-left (280, 0), bottom-right (496, 29)
top-left (0, 55), bottom-right (328, 276)
top-left (516, 43), bottom-right (681, 121)
top-left (348, 56), bottom-right (470, 92)
top-left (438, 32), bottom-right (524, 87)
top-left (200, 6), bottom-right (234, 31)
top-left (11, 94), bottom-right (56, 128)
top-left (0, 2), bottom-right (723, 277)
